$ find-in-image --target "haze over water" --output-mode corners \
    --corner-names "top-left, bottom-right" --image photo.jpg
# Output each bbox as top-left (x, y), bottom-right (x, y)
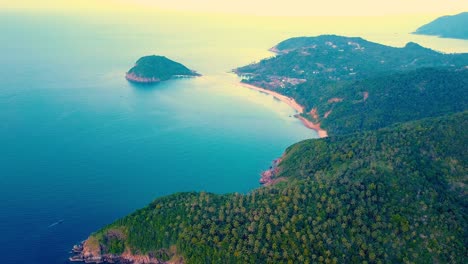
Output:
top-left (1, 10), bottom-right (467, 264)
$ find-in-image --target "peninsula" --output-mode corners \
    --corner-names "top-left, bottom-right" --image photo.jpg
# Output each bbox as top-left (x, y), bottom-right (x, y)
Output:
top-left (126, 55), bottom-right (200, 84)
top-left (235, 35), bottom-right (468, 136)
top-left (413, 12), bottom-right (468, 40)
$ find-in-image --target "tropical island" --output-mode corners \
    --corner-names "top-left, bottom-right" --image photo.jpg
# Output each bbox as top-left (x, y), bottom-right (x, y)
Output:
top-left (413, 12), bottom-right (468, 40)
top-left (71, 36), bottom-right (468, 263)
top-left (126, 55), bottom-right (201, 84)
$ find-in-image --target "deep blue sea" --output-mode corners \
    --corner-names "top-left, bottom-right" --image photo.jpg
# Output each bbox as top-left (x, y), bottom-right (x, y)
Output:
top-left (1, 11), bottom-right (467, 264)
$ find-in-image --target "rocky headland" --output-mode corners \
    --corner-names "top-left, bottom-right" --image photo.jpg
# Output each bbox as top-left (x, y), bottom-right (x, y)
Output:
top-left (69, 239), bottom-right (182, 264)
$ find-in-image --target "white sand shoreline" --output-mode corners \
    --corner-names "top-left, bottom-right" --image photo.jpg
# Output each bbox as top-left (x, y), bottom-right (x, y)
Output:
top-left (239, 82), bottom-right (328, 138)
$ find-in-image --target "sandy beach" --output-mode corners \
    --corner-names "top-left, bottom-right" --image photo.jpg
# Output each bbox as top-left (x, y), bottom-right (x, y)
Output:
top-left (296, 115), bottom-right (328, 138)
top-left (239, 83), bottom-right (304, 113)
top-left (239, 82), bottom-right (328, 138)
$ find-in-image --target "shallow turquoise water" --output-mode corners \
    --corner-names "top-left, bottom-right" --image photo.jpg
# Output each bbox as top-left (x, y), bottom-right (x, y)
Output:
top-left (0, 12), bottom-right (467, 264)
top-left (0, 13), bottom-right (314, 264)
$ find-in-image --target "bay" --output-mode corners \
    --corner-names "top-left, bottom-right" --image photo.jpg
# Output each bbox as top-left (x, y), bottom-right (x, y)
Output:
top-left (0, 11), bottom-right (467, 264)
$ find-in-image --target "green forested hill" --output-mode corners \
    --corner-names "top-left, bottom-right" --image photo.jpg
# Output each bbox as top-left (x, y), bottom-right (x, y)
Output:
top-left (80, 112), bottom-right (467, 263)
top-left (298, 68), bottom-right (468, 135)
top-left (126, 55), bottom-right (200, 83)
top-left (235, 35), bottom-right (468, 136)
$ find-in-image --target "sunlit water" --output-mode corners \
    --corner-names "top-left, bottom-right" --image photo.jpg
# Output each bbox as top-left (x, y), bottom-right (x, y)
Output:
top-left (0, 11), bottom-right (467, 264)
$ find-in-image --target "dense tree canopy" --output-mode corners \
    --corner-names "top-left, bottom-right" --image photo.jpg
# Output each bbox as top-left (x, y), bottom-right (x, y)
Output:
top-left (127, 55), bottom-right (199, 81)
top-left (88, 112), bottom-right (467, 263)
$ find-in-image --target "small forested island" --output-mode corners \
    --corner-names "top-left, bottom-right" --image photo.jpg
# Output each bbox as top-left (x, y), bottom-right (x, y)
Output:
top-left (71, 36), bottom-right (468, 263)
top-left (413, 12), bottom-right (468, 40)
top-left (126, 55), bottom-right (200, 84)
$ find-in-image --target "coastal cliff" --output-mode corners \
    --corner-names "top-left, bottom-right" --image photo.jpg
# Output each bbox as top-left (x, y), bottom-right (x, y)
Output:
top-left (126, 55), bottom-right (200, 84)
top-left (259, 156), bottom-right (283, 186)
top-left (70, 239), bottom-right (183, 264)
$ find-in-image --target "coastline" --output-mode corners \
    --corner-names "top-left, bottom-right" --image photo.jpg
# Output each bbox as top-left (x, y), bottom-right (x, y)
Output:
top-left (268, 46), bottom-right (280, 54)
top-left (239, 83), bottom-right (304, 113)
top-left (69, 239), bottom-right (178, 264)
top-left (125, 72), bottom-right (201, 84)
top-left (238, 82), bottom-right (328, 138)
top-left (125, 72), bottom-right (161, 84)
top-left (296, 115), bottom-right (328, 138)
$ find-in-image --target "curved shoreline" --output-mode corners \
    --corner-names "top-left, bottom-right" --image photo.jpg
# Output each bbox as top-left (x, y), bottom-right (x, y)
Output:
top-left (238, 82), bottom-right (328, 138)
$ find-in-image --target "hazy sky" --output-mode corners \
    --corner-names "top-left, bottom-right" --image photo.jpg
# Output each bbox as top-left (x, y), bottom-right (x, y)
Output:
top-left (2, 0), bottom-right (467, 16)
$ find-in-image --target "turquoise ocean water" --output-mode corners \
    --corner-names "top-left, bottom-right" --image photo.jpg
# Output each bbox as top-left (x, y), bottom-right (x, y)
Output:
top-left (0, 11), bottom-right (467, 264)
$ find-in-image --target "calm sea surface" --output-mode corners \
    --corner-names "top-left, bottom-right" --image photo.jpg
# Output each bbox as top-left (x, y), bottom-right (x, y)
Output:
top-left (0, 11), bottom-right (467, 264)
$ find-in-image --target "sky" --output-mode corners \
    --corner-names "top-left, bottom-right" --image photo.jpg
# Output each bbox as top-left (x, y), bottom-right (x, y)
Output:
top-left (1, 0), bottom-right (467, 16)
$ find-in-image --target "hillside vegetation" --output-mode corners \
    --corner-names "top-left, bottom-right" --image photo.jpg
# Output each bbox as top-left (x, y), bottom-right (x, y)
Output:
top-left (127, 55), bottom-right (199, 82)
top-left (235, 35), bottom-right (468, 135)
top-left (82, 112), bottom-right (467, 263)
top-left (305, 68), bottom-right (468, 135)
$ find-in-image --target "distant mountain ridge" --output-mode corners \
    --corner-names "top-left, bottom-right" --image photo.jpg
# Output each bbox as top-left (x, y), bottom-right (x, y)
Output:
top-left (413, 12), bottom-right (468, 40)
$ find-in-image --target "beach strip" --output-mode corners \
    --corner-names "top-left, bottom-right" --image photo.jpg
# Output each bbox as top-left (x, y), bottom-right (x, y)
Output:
top-left (296, 115), bottom-right (328, 138)
top-left (239, 83), bottom-right (304, 113)
top-left (239, 82), bottom-right (328, 138)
